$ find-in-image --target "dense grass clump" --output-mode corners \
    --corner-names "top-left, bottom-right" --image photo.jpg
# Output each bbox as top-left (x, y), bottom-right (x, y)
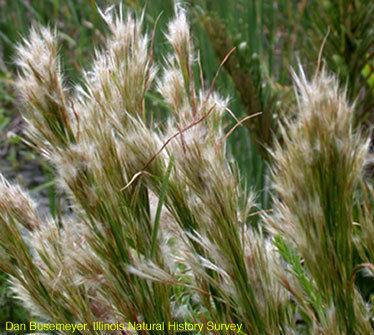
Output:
top-left (0, 4), bottom-right (373, 335)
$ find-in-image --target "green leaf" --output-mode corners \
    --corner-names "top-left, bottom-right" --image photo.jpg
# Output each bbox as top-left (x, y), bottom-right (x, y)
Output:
top-left (151, 157), bottom-right (174, 258)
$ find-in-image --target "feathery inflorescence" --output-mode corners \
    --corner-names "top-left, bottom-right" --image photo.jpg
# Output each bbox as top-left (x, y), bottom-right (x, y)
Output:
top-left (15, 27), bottom-right (75, 154)
top-left (270, 68), bottom-right (372, 334)
top-left (0, 4), bottom-right (373, 335)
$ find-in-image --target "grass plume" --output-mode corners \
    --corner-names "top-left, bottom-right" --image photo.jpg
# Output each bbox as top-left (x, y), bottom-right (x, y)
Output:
top-left (0, 4), bottom-right (372, 335)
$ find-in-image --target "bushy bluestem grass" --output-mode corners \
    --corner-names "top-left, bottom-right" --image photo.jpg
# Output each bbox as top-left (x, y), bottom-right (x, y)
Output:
top-left (0, 4), bottom-right (372, 335)
top-left (269, 68), bottom-right (373, 334)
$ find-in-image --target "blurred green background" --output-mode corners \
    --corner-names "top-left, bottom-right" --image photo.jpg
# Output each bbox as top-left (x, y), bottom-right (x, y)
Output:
top-left (0, 0), bottom-right (373, 329)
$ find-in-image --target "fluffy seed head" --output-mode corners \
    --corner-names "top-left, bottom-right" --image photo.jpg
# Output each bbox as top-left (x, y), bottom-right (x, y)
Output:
top-left (0, 174), bottom-right (40, 231)
top-left (15, 26), bottom-right (75, 151)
